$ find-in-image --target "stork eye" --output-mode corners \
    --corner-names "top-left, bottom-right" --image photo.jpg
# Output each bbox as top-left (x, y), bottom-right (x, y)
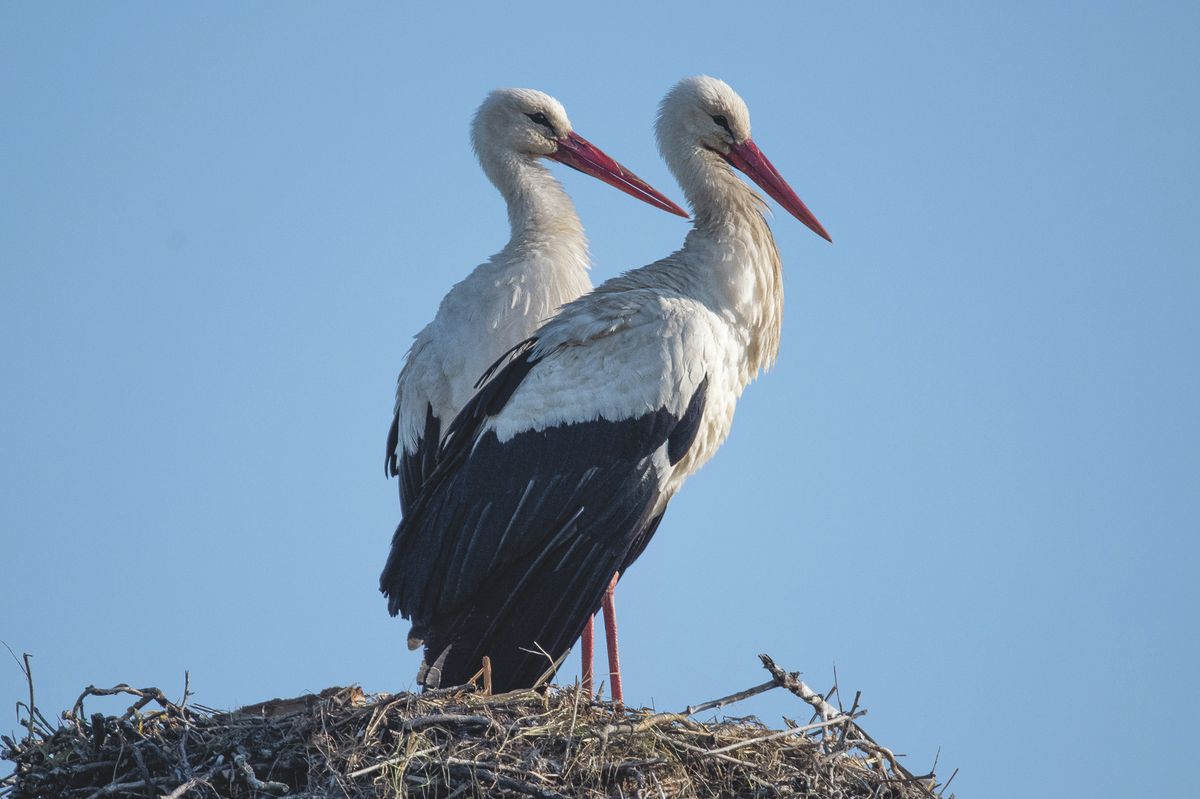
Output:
top-left (711, 114), bottom-right (733, 134)
top-left (526, 112), bottom-right (554, 130)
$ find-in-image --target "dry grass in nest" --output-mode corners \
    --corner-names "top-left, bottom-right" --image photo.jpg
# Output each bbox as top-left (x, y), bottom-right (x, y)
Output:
top-left (2, 654), bottom-right (954, 798)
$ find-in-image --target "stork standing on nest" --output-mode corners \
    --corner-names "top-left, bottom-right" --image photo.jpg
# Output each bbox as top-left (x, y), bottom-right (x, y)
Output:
top-left (384, 88), bottom-right (686, 658)
top-left (381, 76), bottom-right (830, 700)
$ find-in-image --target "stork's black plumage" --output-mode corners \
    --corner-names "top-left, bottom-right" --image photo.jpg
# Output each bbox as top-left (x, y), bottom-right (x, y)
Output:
top-left (386, 402), bottom-right (441, 515)
top-left (380, 343), bottom-right (708, 691)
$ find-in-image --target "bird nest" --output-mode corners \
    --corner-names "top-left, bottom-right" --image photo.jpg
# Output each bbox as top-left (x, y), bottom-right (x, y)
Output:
top-left (1, 655), bottom-right (953, 798)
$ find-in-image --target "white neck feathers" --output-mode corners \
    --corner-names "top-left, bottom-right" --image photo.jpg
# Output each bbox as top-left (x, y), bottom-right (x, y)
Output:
top-left (480, 151), bottom-right (586, 251)
top-left (671, 150), bottom-right (784, 380)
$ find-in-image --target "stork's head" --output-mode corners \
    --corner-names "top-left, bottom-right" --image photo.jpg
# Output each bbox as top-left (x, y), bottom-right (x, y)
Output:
top-left (472, 88), bottom-right (687, 217)
top-left (472, 89), bottom-right (574, 159)
top-left (657, 76), bottom-right (830, 241)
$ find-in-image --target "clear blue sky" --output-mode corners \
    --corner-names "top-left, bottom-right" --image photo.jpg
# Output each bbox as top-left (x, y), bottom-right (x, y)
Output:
top-left (2, 3), bottom-right (1197, 796)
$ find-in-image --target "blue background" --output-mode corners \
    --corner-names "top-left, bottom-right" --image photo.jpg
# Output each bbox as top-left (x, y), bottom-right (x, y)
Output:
top-left (3, 3), bottom-right (1197, 796)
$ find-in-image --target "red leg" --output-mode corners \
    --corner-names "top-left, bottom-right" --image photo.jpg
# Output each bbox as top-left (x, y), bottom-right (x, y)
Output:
top-left (580, 613), bottom-right (594, 697)
top-left (601, 571), bottom-right (623, 708)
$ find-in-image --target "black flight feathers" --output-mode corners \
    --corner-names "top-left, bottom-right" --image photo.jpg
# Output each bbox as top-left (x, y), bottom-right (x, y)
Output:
top-left (380, 337), bottom-right (710, 691)
top-left (384, 338), bottom-right (537, 510)
top-left (388, 403), bottom-right (441, 516)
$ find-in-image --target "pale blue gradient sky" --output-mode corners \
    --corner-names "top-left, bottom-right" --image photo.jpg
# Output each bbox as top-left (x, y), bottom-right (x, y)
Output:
top-left (2, 3), bottom-right (1197, 796)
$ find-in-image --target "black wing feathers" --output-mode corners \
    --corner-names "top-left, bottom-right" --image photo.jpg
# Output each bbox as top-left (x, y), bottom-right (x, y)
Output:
top-left (418, 412), bottom-right (674, 690)
top-left (380, 340), bottom-right (544, 614)
top-left (380, 338), bottom-right (712, 692)
top-left (394, 404), bottom-right (441, 515)
top-left (386, 338), bottom-right (540, 515)
top-left (667, 375), bottom-right (709, 465)
top-left (385, 412), bottom-right (400, 477)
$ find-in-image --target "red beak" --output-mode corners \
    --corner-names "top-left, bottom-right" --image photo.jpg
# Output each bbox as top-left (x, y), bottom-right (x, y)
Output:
top-left (549, 132), bottom-right (689, 218)
top-left (723, 138), bottom-right (831, 242)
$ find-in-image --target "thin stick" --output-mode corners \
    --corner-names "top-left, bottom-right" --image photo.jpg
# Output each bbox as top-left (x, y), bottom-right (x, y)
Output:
top-left (441, 759), bottom-right (568, 799)
top-left (70, 684), bottom-right (177, 721)
top-left (85, 780), bottom-right (154, 799)
top-left (601, 712), bottom-right (688, 737)
top-left (682, 679), bottom-right (778, 716)
top-left (233, 753), bottom-right (289, 794)
top-left (758, 654), bottom-right (839, 720)
top-left (707, 714), bottom-right (858, 755)
top-left (159, 776), bottom-right (201, 799)
top-left (939, 766), bottom-right (959, 797)
top-left (402, 713), bottom-right (503, 735)
top-left (345, 747), bottom-right (439, 779)
top-left (563, 684), bottom-right (583, 769)
top-left (177, 671), bottom-right (191, 711)
top-left (652, 730), bottom-right (758, 769)
top-left (21, 654), bottom-right (34, 745)
top-left (580, 615), bottom-right (594, 697)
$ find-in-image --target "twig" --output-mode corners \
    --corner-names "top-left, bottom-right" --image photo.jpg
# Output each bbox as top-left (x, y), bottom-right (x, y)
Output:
top-left (417, 683), bottom-right (479, 701)
top-left (159, 758), bottom-right (221, 799)
top-left (345, 747), bottom-right (439, 779)
top-left (681, 679), bottom-right (778, 716)
top-left (601, 712), bottom-right (688, 738)
top-left (652, 730), bottom-right (758, 769)
top-left (939, 766), bottom-right (959, 797)
top-left (362, 693), bottom-right (409, 744)
top-left (442, 759), bottom-right (567, 799)
top-left (759, 654), bottom-right (840, 721)
top-left (71, 684), bottom-right (178, 721)
top-left (31, 704), bottom-right (56, 737)
top-left (14, 702), bottom-right (54, 739)
top-left (840, 690), bottom-right (863, 745)
top-left (2, 645), bottom-right (38, 745)
top-left (128, 738), bottom-right (157, 793)
top-left (233, 753), bottom-right (289, 794)
top-left (159, 777), bottom-right (201, 799)
top-left (707, 714), bottom-right (859, 755)
top-left (563, 683), bottom-right (583, 767)
top-left (402, 713), bottom-right (503, 735)
top-left (84, 780), bottom-right (154, 799)
top-left (467, 688), bottom-right (542, 707)
top-left (22, 654), bottom-right (34, 745)
top-left (177, 671), bottom-right (191, 711)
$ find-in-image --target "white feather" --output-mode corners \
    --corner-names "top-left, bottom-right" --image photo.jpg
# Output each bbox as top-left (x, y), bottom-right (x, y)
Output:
top-left (391, 89), bottom-right (592, 456)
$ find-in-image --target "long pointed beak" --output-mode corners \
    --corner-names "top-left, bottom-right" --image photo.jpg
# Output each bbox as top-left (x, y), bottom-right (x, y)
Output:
top-left (723, 138), bottom-right (831, 242)
top-left (549, 131), bottom-right (689, 218)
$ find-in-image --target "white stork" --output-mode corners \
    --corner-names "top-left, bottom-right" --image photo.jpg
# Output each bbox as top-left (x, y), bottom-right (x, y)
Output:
top-left (384, 88), bottom-right (686, 654)
top-left (380, 76), bottom-right (830, 699)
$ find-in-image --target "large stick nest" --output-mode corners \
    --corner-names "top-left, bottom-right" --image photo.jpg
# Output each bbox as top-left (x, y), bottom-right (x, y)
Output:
top-left (2, 655), bottom-right (953, 798)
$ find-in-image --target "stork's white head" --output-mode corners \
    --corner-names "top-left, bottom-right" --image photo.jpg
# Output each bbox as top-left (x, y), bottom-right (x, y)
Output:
top-left (657, 76), bottom-right (831, 241)
top-left (472, 88), bottom-right (687, 217)
top-left (472, 88), bottom-right (574, 160)
top-left (657, 76), bottom-right (753, 158)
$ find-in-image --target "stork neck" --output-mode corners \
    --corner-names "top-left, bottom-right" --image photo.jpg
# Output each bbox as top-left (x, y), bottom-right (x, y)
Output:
top-left (677, 150), bottom-right (765, 230)
top-left (485, 153), bottom-right (586, 248)
top-left (675, 152), bottom-right (785, 377)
